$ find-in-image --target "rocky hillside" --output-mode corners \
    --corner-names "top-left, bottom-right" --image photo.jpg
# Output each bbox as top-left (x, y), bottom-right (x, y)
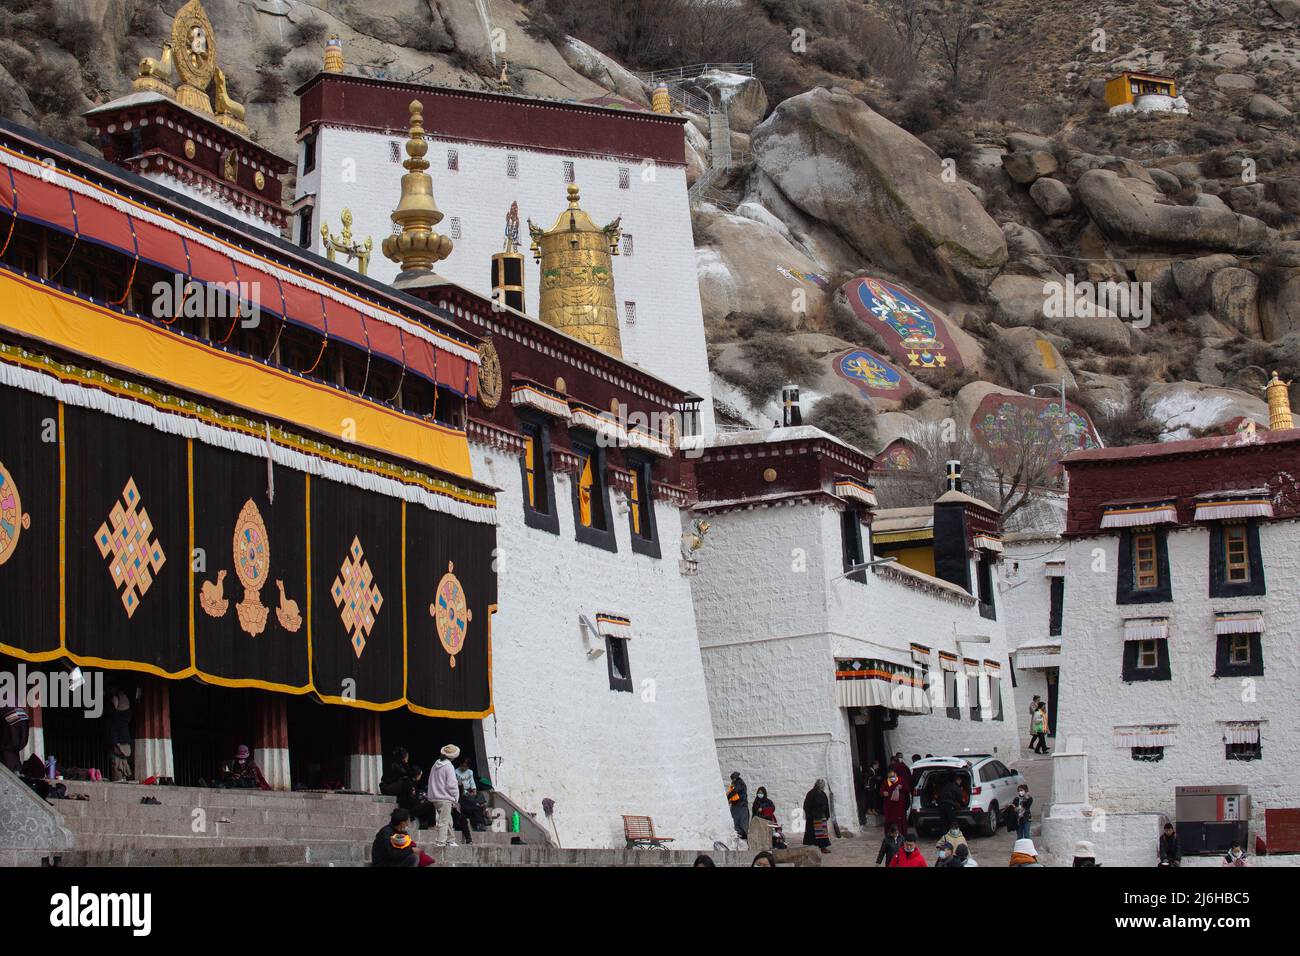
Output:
top-left (6, 0), bottom-right (1300, 507)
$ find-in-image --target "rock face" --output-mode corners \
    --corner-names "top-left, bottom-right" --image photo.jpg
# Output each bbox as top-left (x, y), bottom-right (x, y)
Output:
top-left (1076, 170), bottom-right (1269, 253)
top-left (1141, 382), bottom-right (1269, 439)
top-left (1029, 177), bottom-right (1073, 216)
top-left (1002, 150), bottom-right (1058, 184)
top-left (687, 71), bottom-right (769, 133)
top-left (987, 326), bottom-right (1076, 393)
top-left (1246, 93), bottom-right (1291, 120)
top-left (750, 88), bottom-right (1007, 299)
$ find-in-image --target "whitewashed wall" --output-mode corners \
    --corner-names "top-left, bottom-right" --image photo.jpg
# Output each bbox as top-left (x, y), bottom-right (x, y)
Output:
top-left (471, 442), bottom-right (733, 848)
top-left (691, 499), bottom-right (1020, 830)
top-left (302, 127), bottom-right (716, 432)
top-left (1058, 521), bottom-right (1300, 825)
top-left (1002, 535), bottom-right (1064, 740)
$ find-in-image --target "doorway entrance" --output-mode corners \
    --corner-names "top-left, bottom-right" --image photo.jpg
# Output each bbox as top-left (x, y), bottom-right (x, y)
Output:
top-left (847, 705), bottom-right (889, 823)
top-left (1046, 670), bottom-right (1059, 738)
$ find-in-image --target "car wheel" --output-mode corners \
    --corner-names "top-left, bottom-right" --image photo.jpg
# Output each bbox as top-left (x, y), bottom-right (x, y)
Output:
top-left (982, 802), bottom-right (998, 837)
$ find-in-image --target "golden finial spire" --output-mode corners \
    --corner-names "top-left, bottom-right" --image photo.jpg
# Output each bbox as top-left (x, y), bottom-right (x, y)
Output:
top-left (324, 35), bottom-right (344, 73)
top-left (382, 100), bottom-right (453, 277)
top-left (1265, 370), bottom-right (1294, 430)
top-left (497, 60), bottom-right (511, 93)
top-left (652, 82), bottom-right (672, 114)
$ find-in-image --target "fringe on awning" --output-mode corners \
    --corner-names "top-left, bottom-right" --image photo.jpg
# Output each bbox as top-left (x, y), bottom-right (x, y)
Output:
top-left (910, 643), bottom-right (932, 665)
top-left (1193, 500), bottom-right (1274, 521)
top-left (1215, 612), bottom-right (1263, 635)
top-left (834, 659), bottom-right (928, 714)
top-left (972, 533), bottom-right (1003, 553)
top-left (595, 613), bottom-right (634, 640)
top-left (625, 426), bottom-right (672, 458)
top-left (1113, 725), bottom-right (1176, 748)
top-left (1123, 618), bottom-right (1169, 642)
top-left (0, 356), bottom-right (497, 525)
top-left (570, 405), bottom-right (624, 444)
top-left (1100, 504), bottom-right (1177, 528)
top-left (1220, 722), bottom-right (1262, 745)
top-left (835, 478), bottom-right (878, 509)
top-left (983, 659), bottom-right (1001, 672)
top-left (1044, 562), bottom-right (1065, 578)
top-left (511, 383), bottom-right (571, 420)
top-left (938, 652), bottom-right (959, 672)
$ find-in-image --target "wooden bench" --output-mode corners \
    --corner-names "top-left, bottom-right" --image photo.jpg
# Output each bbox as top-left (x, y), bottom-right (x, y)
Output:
top-left (623, 814), bottom-right (675, 849)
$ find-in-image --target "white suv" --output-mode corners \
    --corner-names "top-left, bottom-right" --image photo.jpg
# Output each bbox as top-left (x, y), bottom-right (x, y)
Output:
top-left (908, 755), bottom-right (1025, 837)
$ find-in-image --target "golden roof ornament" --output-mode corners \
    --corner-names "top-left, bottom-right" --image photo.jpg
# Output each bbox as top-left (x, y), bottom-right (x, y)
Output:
top-left (1265, 370), bottom-right (1294, 430)
top-left (324, 35), bottom-right (345, 73)
top-left (526, 184), bottom-right (624, 357)
top-left (382, 100), bottom-right (454, 276)
top-left (321, 208), bottom-right (373, 276)
top-left (652, 82), bottom-right (672, 114)
top-left (496, 60), bottom-right (512, 93)
top-left (132, 0), bottom-right (249, 137)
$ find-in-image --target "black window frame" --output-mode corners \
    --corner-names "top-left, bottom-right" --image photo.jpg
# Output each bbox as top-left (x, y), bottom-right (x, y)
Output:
top-left (1214, 632), bottom-right (1263, 678)
top-left (976, 553), bottom-right (996, 620)
top-left (943, 669), bottom-right (960, 720)
top-left (1121, 637), bottom-right (1172, 682)
top-left (518, 416), bottom-right (559, 535)
top-left (840, 505), bottom-right (866, 584)
top-left (968, 672), bottom-right (983, 721)
top-left (989, 674), bottom-right (1004, 721)
top-left (296, 207), bottom-right (314, 248)
top-left (1117, 528), bottom-right (1172, 604)
top-left (570, 436), bottom-right (617, 553)
top-left (605, 636), bottom-right (633, 693)
top-left (1048, 577), bottom-right (1064, 636)
top-left (1131, 746), bottom-right (1164, 762)
top-left (626, 455), bottom-right (660, 559)
top-left (1208, 522), bottom-right (1266, 597)
top-left (302, 133), bottom-right (317, 175)
top-left (1225, 740), bottom-right (1262, 762)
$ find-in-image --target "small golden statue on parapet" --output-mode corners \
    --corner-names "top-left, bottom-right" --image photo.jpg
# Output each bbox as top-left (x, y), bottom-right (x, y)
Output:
top-left (321, 208), bottom-right (373, 276)
top-left (132, 0), bottom-right (249, 137)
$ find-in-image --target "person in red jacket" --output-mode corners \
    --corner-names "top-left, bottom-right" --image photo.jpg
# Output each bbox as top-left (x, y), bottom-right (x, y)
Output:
top-left (889, 832), bottom-right (928, 867)
top-left (880, 769), bottom-right (910, 833)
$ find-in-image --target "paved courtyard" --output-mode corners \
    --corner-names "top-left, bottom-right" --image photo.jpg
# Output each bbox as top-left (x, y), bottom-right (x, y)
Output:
top-left (817, 748), bottom-right (1056, 867)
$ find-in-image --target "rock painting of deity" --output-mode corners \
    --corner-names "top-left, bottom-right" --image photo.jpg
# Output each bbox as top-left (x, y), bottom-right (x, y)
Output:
top-left (832, 347), bottom-right (913, 401)
top-left (841, 277), bottom-right (962, 372)
top-left (876, 440), bottom-right (917, 472)
top-left (969, 393), bottom-right (1100, 477)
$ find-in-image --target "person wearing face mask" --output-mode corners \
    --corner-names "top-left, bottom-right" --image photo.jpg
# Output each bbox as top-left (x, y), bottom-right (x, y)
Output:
top-left (935, 839), bottom-right (960, 867)
top-left (888, 832), bottom-right (927, 867)
top-left (881, 769), bottom-right (909, 834)
top-left (1222, 843), bottom-right (1250, 867)
top-left (1011, 784), bottom-right (1033, 840)
top-left (750, 786), bottom-right (787, 850)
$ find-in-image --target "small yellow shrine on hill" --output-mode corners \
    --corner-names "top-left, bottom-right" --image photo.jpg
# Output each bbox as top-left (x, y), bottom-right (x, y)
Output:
top-left (1104, 71), bottom-right (1178, 110)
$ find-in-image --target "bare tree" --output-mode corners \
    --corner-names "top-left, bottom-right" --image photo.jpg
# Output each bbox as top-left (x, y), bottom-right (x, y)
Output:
top-left (927, 1), bottom-right (979, 92)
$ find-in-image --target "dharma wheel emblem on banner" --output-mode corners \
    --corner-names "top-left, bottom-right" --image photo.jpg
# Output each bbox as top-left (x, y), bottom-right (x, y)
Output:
top-left (431, 561), bottom-right (471, 668)
top-left (0, 460), bottom-right (31, 567)
top-left (199, 498), bottom-right (301, 637)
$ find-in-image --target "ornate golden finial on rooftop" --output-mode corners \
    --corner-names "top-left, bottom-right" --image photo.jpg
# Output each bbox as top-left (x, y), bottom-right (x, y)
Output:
top-left (526, 183), bottom-right (624, 357)
top-left (324, 35), bottom-right (344, 73)
top-left (382, 100), bottom-right (454, 276)
top-left (496, 60), bottom-right (512, 93)
top-left (132, 1), bottom-right (249, 136)
top-left (1265, 370), bottom-right (1294, 430)
top-left (652, 82), bottom-right (672, 114)
top-left (322, 208), bottom-right (372, 276)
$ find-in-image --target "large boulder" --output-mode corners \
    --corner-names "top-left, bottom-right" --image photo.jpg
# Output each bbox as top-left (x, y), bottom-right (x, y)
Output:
top-left (1003, 150), bottom-right (1058, 184)
top-left (1247, 93), bottom-right (1291, 120)
top-left (1208, 268), bottom-right (1261, 336)
top-left (1259, 268), bottom-right (1300, 340)
top-left (1030, 177), bottom-right (1073, 216)
top-left (751, 88), bottom-right (1007, 298)
top-left (558, 37), bottom-right (651, 107)
top-left (1141, 382), bottom-right (1269, 439)
top-left (1076, 170), bottom-right (1269, 253)
top-left (986, 326), bottom-right (1076, 393)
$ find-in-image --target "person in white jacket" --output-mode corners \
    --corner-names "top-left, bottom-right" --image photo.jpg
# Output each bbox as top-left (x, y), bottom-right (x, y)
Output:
top-left (426, 744), bottom-right (461, 846)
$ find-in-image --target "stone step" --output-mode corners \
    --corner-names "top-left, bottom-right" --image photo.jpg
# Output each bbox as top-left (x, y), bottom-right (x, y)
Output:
top-left (55, 781), bottom-right (398, 810)
top-left (56, 801), bottom-right (393, 827)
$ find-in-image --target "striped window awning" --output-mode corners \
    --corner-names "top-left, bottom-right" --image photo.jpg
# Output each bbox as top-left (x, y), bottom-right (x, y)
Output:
top-left (1044, 562), bottom-right (1065, 578)
top-left (972, 533), bottom-right (1003, 553)
top-left (834, 658), bottom-right (928, 714)
top-left (569, 404), bottom-right (624, 444)
top-left (1220, 721), bottom-right (1263, 745)
top-left (962, 657), bottom-right (981, 675)
top-left (938, 652), bottom-right (959, 672)
top-left (1193, 489), bottom-right (1274, 522)
top-left (910, 643), bottom-right (932, 665)
top-left (1215, 611), bottom-right (1264, 635)
top-left (1113, 724), bottom-right (1177, 748)
top-left (1013, 644), bottom-right (1061, 671)
top-left (1100, 501), bottom-right (1178, 528)
top-left (511, 382), bottom-right (571, 420)
top-left (983, 659), bottom-right (1001, 672)
top-left (835, 478), bottom-right (878, 509)
top-left (595, 613), bottom-right (634, 640)
top-left (1123, 618), bottom-right (1169, 642)
top-left (624, 425), bottom-right (672, 459)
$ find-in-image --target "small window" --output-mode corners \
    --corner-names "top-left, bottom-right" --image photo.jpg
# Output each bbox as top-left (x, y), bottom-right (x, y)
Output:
top-left (506, 154), bottom-right (518, 178)
top-left (449, 217), bottom-right (462, 239)
top-left (618, 166), bottom-right (630, 189)
top-left (1214, 632), bottom-right (1263, 678)
top-left (297, 207), bottom-right (314, 248)
top-left (990, 676), bottom-right (1004, 721)
top-left (1224, 526), bottom-right (1250, 583)
top-left (624, 301), bottom-right (636, 325)
top-left (519, 420), bottom-right (559, 535)
top-left (1122, 637), bottom-right (1171, 682)
top-left (562, 161), bottom-right (575, 183)
top-left (302, 133), bottom-right (317, 175)
top-left (1137, 640), bottom-right (1159, 669)
top-left (977, 554), bottom-right (996, 620)
top-left (1225, 740), bottom-right (1261, 762)
top-left (944, 669), bottom-right (960, 720)
top-left (571, 440), bottom-right (616, 552)
top-left (1131, 746), bottom-right (1164, 762)
top-left (1048, 577), bottom-right (1064, 636)
top-left (1134, 533), bottom-right (1159, 589)
top-left (841, 507), bottom-right (865, 583)
top-left (389, 141), bottom-right (401, 164)
top-left (447, 148), bottom-right (459, 171)
top-left (626, 459), bottom-right (659, 558)
top-left (968, 674), bottom-right (982, 722)
top-left (606, 636), bottom-right (633, 693)
top-left (621, 233), bottom-right (633, 256)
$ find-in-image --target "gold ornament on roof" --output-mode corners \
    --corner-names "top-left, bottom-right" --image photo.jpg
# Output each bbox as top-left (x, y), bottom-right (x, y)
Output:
top-left (382, 100), bottom-right (454, 275)
top-left (322, 207), bottom-right (373, 276)
top-left (132, 0), bottom-right (249, 137)
top-left (324, 35), bottom-right (345, 74)
top-left (1265, 370), bottom-right (1294, 431)
top-left (652, 82), bottom-right (672, 114)
top-left (496, 60), bottom-right (512, 93)
top-left (527, 184), bottom-right (624, 357)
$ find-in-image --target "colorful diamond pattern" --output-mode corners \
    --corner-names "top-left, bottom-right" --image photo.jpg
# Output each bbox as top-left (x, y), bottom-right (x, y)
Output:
top-left (93, 477), bottom-right (166, 619)
top-left (331, 535), bottom-right (383, 658)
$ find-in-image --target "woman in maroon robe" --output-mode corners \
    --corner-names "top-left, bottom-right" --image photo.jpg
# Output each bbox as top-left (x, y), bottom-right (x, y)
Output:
top-left (881, 769), bottom-right (909, 833)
